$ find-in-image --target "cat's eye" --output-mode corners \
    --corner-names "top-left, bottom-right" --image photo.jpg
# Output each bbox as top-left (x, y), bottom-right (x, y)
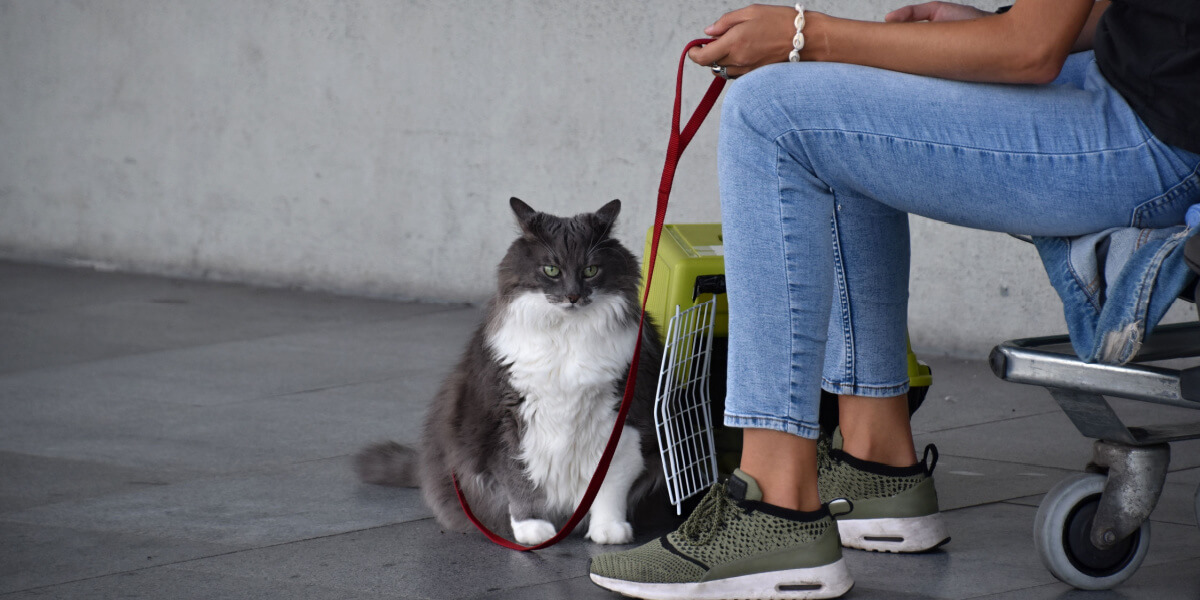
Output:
top-left (542, 265), bottom-right (561, 278)
top-left (583, 265), bottom-right (599, 278)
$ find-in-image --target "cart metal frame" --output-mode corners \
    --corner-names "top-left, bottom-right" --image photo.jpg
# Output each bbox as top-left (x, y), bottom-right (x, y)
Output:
top-left (990, 320), bottom-right (1200, 552)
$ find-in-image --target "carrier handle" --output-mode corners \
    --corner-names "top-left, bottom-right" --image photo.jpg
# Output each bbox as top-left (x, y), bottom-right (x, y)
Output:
top-left (693, 274), bottom-right (728, 300)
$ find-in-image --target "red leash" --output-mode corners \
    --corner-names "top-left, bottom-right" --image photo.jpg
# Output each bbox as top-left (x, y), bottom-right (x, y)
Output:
top-left (452, 39), bottom-right (727, 551)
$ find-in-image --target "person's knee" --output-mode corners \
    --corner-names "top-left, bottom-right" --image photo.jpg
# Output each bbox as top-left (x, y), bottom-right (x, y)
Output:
top-left (722, 62), bottom-right (874, 139)
top-left (721, 63), bottom-right (794, 137)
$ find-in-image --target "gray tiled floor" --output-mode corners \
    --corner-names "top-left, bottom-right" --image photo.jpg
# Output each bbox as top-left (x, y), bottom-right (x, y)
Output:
top-left (2, 259), bottom-right (1199, 599)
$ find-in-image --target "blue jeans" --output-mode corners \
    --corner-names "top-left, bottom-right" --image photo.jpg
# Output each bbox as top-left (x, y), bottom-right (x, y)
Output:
top-left (718, 51), bottom-right (1200, 440)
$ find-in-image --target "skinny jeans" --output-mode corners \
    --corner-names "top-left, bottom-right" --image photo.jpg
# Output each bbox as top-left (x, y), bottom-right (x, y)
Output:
top-left (718, 51), bottom-right (1200, 440)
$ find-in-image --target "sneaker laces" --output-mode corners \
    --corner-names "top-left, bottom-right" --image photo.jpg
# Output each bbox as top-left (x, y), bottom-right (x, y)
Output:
top-left (677, 482), bottom-right (736, 545)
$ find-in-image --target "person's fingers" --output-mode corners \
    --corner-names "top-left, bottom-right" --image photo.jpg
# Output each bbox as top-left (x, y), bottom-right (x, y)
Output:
top-left (886, 2), bottom-right (989, 23)
top-left (884, 4), bottom-right (918, 22)
top-left (885, 2), bottom-right (941, 22)
top-left (687, 39), bottom-right (729, 67)
top-left (704, 6), bottom-right (752, 36)
top-left (691, 4), bottom-right (797, 74)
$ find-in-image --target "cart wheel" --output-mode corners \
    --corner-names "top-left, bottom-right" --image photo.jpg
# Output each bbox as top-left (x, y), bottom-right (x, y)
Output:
top-left (1033, 473), bottom-right (1150, 590)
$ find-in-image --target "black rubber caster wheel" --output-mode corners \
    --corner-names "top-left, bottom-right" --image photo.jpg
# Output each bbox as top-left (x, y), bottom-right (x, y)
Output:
top-left (1033, 473), bottom-right (1150, 590)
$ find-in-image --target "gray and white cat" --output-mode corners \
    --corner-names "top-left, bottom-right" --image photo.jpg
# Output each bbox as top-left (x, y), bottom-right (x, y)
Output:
top-left (356, 197), bottom-right (664, 545)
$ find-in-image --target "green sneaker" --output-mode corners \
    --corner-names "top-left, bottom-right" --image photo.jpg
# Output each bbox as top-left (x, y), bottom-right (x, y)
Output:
top-left (589, 469), bottom-right (853, 600)
top-left (818, 441), bottom-right (950, 553)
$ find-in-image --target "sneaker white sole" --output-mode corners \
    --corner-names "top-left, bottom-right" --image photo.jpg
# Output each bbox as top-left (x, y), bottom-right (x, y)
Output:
top-left (589, 558), bottom-right (853, 600)
top-left (837, 513), bottom-right (950, 553)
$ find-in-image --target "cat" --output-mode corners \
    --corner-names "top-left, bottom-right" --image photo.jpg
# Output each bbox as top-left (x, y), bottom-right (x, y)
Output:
top-left (356, 197), bottom-right (665, 545)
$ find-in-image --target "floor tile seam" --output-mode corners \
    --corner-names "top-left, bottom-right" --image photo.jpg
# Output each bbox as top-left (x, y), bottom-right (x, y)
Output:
top-left (364, 302), bottom-right (476, 322)
top-left (266, 301), bottom-right (474, 330)
top-left (0, 564), bottom-right (409, 599)
top-left (131, 370), bottom-right (415, 409)
top-left (184, 451), bottom-right (373, 481)
top-left (460, 574), bottom-right (593, 600)
top-left (944, 496), bottom-right (1046, 511)
top-left (249, 372), bottom-right (423, 403)
top-left (73, 373), bottom-right (435, 422)
top-left (961, 581), bottom-right (1061, 600)
top-left (0, 344), bottom-right (424, 399)
top-left (999, 497), bottom-right (1041, 507)
top-left (159, 518), bottom-right (439, 576)
top-left (930, 451), bottom-right (1081, 474)
top-left (0, 303), bottom-right (474, 383)
top-left (0, 482), bottom-right (190, 520)
top-left (0, 520), bottom-right (431, 597)
top-left (0, 294), bottom-right (464, 327)
top-left (0, 436), bottom-right (417, 489)
top-left (1142, 552), bottom-right (1200, 569)
top-left (944, 454), bottom-right (1200, 476)
top-left (0, 460), bottom-right (209, 498)
top-left (841, 586), bottom-right (958, 600)
top-left (1148, 515), bottom-right (1200, 526)
top-left (0, 259), bottom-right (473, 313)
top-left (0, 513), bottom-right (260, 550)
top-left (139, 450), bottom-right (419, 488)
top-left (915, 408), bottom-right (1063, 436)
top-left (998, 496), bottom-right (1197, 528)
top-left (2, 365), bottom-right (435, 410)
top-left (159, 562), bottom-right (436, 600)
top-left (0, 457), bottom-right (430, 521)
top-left (942, 501), bottom-right (1035, 516)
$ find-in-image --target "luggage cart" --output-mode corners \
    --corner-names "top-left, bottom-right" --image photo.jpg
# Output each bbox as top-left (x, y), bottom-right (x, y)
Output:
top-left (988, 233), bottom-right (1200, 590)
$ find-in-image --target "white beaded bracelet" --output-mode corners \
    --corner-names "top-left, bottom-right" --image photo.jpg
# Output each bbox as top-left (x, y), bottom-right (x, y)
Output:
top-left (788, 4), bottom-right (806, 62)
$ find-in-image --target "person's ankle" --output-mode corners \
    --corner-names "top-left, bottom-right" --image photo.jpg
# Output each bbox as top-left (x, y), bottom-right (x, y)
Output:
top-left (755, 479), bottom-right (823, 513)
top-left (840, 437), bottom-right (917, 469)
top-left (836, 394), bottom-right (917, 468)
top-left (738, 467), bottom-right (822, 512)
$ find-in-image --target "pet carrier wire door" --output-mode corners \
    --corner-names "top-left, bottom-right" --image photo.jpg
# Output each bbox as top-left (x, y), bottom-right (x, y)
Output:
top-left (654, 297), bottom-right (720, 514)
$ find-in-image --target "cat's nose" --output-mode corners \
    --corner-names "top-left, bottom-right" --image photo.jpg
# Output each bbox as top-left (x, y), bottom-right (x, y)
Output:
top-left (567, 294), bottom-right (581, 304)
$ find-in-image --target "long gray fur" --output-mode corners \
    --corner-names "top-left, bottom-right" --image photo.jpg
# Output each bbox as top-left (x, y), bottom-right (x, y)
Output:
top-left (355, 197), bottom-right (665, 539)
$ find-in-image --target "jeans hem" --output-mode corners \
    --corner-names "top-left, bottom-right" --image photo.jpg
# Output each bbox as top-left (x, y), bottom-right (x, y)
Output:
top-left (723, 413), bottom-right (821, 441)
top-left (820, 379), bottom-right (911, 397)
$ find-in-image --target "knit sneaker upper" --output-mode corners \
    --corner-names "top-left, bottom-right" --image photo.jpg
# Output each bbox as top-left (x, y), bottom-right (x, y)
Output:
top-left (588, 537), bottom-right (707, 584)
top-left (590, 469), bottom-right (842, 585)
top-left (817, 445), bottom-right (940, 520)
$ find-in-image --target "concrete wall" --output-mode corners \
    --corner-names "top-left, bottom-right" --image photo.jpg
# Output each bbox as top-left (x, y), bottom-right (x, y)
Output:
top-left (0, 0), bottom-right (1193, 357)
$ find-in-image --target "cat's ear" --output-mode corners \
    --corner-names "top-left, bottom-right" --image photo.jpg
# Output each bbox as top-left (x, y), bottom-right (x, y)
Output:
top-left (595, 199), bottom-right (621, 232)
top-left (510, 197), bottom-right (539, 236)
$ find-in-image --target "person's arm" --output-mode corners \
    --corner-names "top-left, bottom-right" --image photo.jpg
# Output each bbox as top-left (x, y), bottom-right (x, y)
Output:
top-left (688, 0), bottom-right (1094, 84)
top-left (887, 1), bottom-right (1110, 52)
top-left (886, 1), bottom-right (1110, 52)
top-left (1070, 0), bottom-right (1110, 53)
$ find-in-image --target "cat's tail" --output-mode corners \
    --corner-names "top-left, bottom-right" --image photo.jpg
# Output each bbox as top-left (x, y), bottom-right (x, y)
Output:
top-left (354, 441), bottom-right (419, 487)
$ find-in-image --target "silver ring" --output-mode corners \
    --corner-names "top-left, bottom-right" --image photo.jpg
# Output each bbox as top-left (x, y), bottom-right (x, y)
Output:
top-left (711, 64), bottom-right (735, 80)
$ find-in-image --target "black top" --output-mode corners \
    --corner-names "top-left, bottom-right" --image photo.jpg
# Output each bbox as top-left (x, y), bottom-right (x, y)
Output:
top-left (1093, 0), bottom-right (1200, 154)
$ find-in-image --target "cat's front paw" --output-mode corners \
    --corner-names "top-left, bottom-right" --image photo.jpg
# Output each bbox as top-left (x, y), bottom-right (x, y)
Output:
top-left (586, 520), bottom-right (634, 545)
top-left (511, 518), bottom-right (557, 545)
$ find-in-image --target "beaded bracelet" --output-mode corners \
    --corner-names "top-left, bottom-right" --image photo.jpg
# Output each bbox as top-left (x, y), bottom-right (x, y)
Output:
top-left (788, 4), bottom-right (806, 62)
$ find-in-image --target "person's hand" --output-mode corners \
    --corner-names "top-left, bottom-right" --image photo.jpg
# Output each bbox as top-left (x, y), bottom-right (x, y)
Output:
top-left (885, 1), bottom-right (990, 23)
top-left (687, 4), bottom-right (801, 79)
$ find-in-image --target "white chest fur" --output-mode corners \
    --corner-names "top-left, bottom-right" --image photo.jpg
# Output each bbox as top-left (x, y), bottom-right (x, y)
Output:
top-left (485, 291), bottom-right (642, 511)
